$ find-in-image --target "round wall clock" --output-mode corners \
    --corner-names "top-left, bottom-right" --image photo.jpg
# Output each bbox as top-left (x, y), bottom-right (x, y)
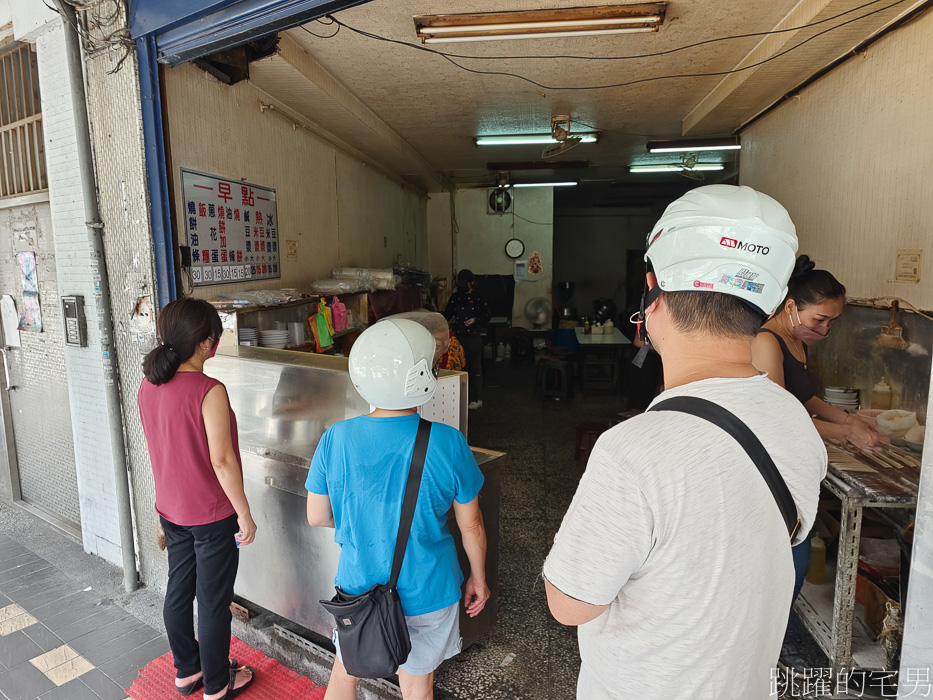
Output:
top-left (505, 238), bottom-right (525, 259)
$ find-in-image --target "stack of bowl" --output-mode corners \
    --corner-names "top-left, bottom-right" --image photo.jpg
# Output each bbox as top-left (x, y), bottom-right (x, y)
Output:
top-left (259, 329), bottom-right (289, 349)
top-left (238, 326), bottom-right (258, 346)
top-left (824, 386), bottom-right (859, 411)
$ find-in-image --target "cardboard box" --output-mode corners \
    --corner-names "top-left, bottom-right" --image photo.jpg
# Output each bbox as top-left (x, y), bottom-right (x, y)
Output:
top-left (862, 579), bottom-right (898, 637)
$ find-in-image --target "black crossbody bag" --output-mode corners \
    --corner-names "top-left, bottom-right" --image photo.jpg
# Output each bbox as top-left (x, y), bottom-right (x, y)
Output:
top-left (649, 396), bottom-right (801, 541)
top-left (319, 418), bottom-right (432, 679)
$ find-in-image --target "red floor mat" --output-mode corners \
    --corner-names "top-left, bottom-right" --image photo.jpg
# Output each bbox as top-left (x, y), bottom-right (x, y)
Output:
top-left (126, 636), bottom-right (327, 699)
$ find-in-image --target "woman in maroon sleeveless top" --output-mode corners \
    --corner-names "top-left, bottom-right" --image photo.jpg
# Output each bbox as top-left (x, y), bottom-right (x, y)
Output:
top-left (138, 298), bottom-right (256, 699)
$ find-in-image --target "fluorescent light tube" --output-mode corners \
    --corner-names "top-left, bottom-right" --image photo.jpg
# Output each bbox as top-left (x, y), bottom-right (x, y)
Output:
top-left (649, 144), bottom-right (741, 153)
top-left (425, 17), bottom-right (660, 33)
top-left (629, 164), bottom-right (724, 173)
top-left (512, 181), bottom-right (578, 188)
top-left (646, 139), bottom-right (741, 153)
top-left (476, 134), bottom-right (598, 146)
top-left (425, 26), bottom-right (655, 43)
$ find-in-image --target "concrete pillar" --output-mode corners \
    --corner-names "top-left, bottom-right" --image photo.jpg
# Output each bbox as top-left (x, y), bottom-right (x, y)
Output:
top-left (899, 361), bottom-right (933, 693)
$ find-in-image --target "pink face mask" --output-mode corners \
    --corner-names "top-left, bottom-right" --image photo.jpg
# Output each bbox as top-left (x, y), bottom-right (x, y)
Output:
top-left (789, 308), bottom-right (829, 345)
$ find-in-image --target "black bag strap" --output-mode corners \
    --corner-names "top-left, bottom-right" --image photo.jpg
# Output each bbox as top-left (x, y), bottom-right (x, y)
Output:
top-left (649, 396), bottom-right (801, 541)
top-left (388, 418), bottom-right (432, 588)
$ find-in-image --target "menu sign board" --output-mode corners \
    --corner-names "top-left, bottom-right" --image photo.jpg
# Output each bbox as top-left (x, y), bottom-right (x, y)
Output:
top-left (181, 169), bottom-right (280, 287)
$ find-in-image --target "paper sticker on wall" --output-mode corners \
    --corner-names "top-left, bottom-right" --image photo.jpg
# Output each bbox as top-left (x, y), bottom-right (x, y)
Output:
top-left (528, 251), bottom-right (543, 275)
top-left (16, 251), bottom-right (41, 331)
top-left (130, 296), bottom-right (154, 339)
top-left (514, 260), bottom-right (528, 281)
top-left (895, 249), bottom-right (921, 283)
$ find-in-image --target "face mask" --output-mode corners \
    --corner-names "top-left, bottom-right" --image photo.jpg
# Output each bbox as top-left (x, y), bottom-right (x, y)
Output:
top-left (788, 308), bottom-right (829, 345)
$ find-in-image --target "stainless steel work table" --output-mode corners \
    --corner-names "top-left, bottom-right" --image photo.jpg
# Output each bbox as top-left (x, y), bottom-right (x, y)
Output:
top-left (573, 327), bottom-right (632, 394)
top-left (795, 440), bottom-right (920, 673)
top-left (205, 347), bottom-right (506, 648)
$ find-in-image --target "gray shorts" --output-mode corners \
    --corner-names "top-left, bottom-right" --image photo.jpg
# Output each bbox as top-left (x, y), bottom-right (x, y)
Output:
top-left (334, 602), bottom-right (462, 676)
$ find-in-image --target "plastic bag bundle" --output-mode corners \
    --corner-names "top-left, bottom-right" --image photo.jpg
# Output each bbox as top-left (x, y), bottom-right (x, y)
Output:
top-left (218, 290), bottom-right (293, 306)
top-left (311, 278), bottom-right (367, 294)
top-left (905, 425), bottom-right (925, 444)
top-left (876, 410), bottom-right (919, 438)
top-left (330, 297), bottom-right (348, 333)
top-left (333, 267), bottom-right (398, 291)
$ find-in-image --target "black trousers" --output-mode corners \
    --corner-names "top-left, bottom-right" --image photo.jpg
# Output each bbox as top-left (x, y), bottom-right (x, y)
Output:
top-left (460, 334), bottom-right (483, 402)
top-left (161, 513), bottom-right (239, 695)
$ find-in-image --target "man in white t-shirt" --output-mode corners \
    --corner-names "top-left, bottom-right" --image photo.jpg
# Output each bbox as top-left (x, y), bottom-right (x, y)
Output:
top-left (543, 185), bottom-right (827, 700)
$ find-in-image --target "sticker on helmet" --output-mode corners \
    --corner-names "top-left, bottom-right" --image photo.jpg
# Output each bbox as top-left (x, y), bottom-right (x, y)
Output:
top-left (736, 268), bottom-right (760, 281)
top-left (719, 237), bottom-right (770, 255)
top-left (692, 280), bottom-right (715, 289)
top-left (720, 274), bottom-right (765, 293)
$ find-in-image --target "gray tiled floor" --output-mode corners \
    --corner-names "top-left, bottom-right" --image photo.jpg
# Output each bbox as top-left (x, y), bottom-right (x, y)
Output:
top-left (433, 361), bottom-right (627, 700)
top-left (0, 533), bottom-right (167, 700)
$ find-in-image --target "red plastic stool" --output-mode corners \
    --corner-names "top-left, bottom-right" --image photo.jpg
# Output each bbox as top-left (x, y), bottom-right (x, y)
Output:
top-left (575, 422), bottom-right (609, 461)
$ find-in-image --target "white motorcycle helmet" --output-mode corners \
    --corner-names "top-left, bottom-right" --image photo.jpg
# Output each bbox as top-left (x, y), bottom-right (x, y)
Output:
top-left (349, 317), bottom-right (439, 410)
top-left (645, 185), bottom-right (799, 316)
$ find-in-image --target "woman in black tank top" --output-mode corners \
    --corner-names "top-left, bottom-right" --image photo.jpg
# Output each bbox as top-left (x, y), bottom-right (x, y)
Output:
top-left (751, 256), bottom-right (886, 668)
top-left (751, 256), bottom-right (883, 448)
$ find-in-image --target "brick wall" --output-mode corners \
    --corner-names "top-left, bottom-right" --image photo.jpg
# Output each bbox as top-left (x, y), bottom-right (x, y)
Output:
top-left (33, 20), bottom-right (125, 565)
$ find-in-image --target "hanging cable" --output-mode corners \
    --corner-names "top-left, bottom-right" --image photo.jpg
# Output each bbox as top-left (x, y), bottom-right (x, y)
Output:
top-left (321, 0), bottom-right (895, 63)
top-left (301, 22), bottom-right (340, 39)
top-left (321, 0), bottom-right (908, 91)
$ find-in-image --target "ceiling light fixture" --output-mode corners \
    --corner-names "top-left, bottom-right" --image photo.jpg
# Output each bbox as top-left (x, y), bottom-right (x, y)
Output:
top-left (424, 27), bottom-right (655, 44)
top-left (415, 3), bottom-right (666, 44)
top-left (512, 181), bottom-right (579, 188)
top-left (476, 134), bottom-right (599, 146)
top-left (629, 164), bottom-right (724, 173)
top-left (646, 138), bottom-right (741, 153)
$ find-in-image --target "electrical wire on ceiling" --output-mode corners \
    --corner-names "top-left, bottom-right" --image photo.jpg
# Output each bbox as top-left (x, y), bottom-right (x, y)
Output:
top-left (319, 0), bottom-right (899, 63)
top-left (301, 17), bottom-right (340, 39)
top-left (312, 0), bottom-right (910, 91)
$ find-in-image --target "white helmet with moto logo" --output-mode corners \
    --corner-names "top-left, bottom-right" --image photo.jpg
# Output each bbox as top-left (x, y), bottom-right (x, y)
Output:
top-left (645, 185), bottom-right (799, 316)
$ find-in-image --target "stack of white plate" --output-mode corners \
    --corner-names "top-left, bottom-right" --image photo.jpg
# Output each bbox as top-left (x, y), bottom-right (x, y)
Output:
top-left (824, 386), bottom-right (859, 410)
top-left (259, 329), bottom-right (289, 349)
top-left (238, 326), bottom-right (258, 346)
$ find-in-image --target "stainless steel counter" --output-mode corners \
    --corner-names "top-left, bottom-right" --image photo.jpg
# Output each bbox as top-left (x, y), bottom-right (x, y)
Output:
top-left (205, 349), bottom-right (505, 647)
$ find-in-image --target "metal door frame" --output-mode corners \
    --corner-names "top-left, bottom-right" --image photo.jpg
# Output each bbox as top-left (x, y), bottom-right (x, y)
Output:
top-left (0, 345), bottom-right (22, 503)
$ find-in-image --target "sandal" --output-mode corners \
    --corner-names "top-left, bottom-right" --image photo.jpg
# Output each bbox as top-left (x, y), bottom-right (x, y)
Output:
top-left (175, 659), bottom-right (241, 695)
top-left (219, 665), bottom-right (255, 699)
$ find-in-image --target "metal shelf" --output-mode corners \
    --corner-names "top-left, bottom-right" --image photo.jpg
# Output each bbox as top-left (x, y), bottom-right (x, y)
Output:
top-left (795, 563), bottom-right (889, 671)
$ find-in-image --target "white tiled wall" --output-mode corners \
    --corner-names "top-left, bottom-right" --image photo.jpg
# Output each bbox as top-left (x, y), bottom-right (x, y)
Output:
top-left (34, 20), bottom-right (123, 564)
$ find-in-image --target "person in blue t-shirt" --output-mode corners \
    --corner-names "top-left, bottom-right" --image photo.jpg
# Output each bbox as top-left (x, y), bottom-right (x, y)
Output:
top-left (306, 313), bottom-right (489, 700)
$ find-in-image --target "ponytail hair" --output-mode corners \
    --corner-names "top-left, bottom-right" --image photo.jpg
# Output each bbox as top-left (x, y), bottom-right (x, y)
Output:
top-left (786, 255), bottom-right (846, 310)
top-left (142, 298), bottom-right (223, 385)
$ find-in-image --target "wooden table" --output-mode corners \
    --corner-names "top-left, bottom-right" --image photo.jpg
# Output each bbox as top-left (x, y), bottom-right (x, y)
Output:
top-left (573, 327), bottom-right (632, 394)
top-left (795, 440), bottom-right (921, 673)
